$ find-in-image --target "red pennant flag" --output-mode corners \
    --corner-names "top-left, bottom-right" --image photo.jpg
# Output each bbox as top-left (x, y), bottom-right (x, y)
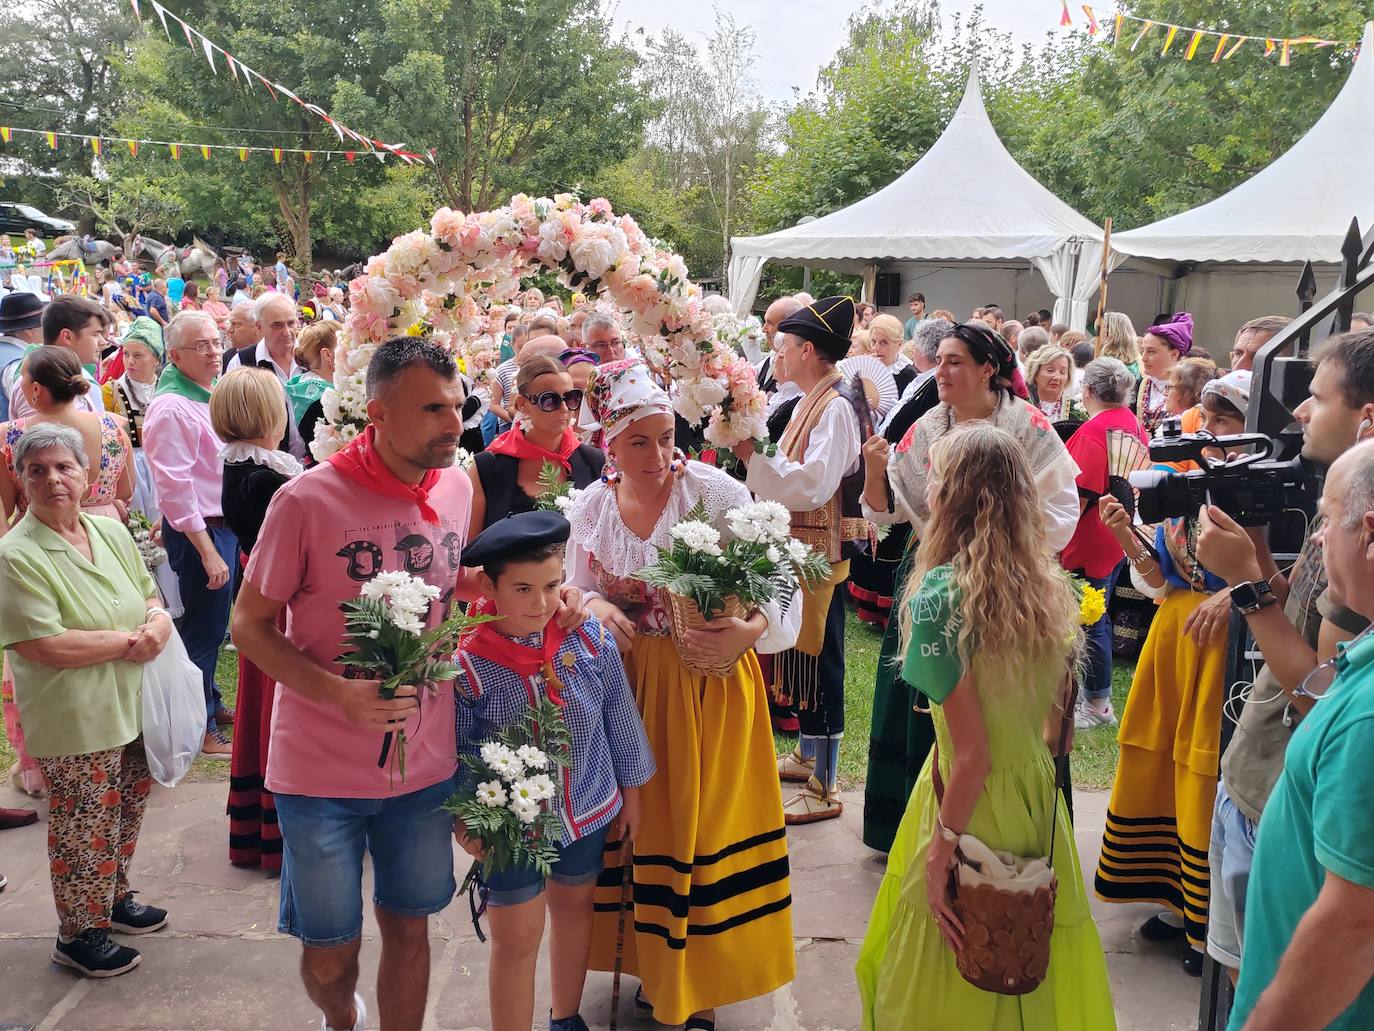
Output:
top-left (200, 144), bottom-right (211, 160)
top-left (345, 151), bottom-right (355, 162)
top-left (127, 139), bottom-right (139, 157)
top-left (168, 143), bottom-right (180, 160)
top-left (45, 131), bottom-right (57, 149)
top-left (1059, 1), bottom-right (1071, 27)
top-left (1082, 6), bottom-right (1098, 36)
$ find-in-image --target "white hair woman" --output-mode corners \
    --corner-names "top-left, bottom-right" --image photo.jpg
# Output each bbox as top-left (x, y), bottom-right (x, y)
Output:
top-left (1025, 344), bottom-right (1088, 424)
top-left (565, 358), bottom-right (801, 1028)
top-left (0, 423), bottom-right (172, 977)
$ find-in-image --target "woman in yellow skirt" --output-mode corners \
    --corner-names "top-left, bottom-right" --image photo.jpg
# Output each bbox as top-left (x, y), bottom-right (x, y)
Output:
top-left (1093, 371), bottom-right (1250, 975)
top-left (566, 360), bottom-right (799, 1029)
top-left (855, 424), bottom-right (1115, 1030)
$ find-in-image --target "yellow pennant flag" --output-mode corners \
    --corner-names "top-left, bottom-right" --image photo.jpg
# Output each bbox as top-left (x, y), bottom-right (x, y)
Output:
top-left (1, 127), bottom-right (11, 143)
top-left (1160, 25), bottom-right (1179, 56)
top-left (1265, 38), bottom-right (1277, 57)
top-left (238, 147), bottom-right (248, 161)
top-left (1114, 13), bottom-right (1123, 42)
top-left (89, 136), bottom-right (102, 156)
top-left (1212, 34), bottom-right (1230, 63)
top-left (200, 145), bottom-right (211, 160)
top-left (45, 131), bottom-right (57, 149)
top-left (1185, 30), bottom-right (1204, 59)
top-left (127, 139), bottom-right (139, 157)
top-left (1224, 37), bottom-right (1246, 60)
top-left (168, 143), bottom-right (180, 160)
top-left (303, 150), bottom-right (313, 163)
top-left (272, 147), bottom-right (282, 163)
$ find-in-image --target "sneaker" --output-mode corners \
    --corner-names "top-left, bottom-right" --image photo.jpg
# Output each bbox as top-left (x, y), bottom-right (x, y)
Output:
top-left (200, 730), bottom-right (232, 758)
top-left (52, 929), bottom-right (141, 977)
top-left (550, 1014), bottom-right (590, 1031)
top-left (322, 991), bottom-right (366, 1031)
top-left (0, 871), bottom-right (7, 892)
top-left (213, 706), bottom-right (236, 728)
top-left (111, 892), bottom-right (167, 934)
top-left (1139, 914), bottom-right (1186, 941)
top-left (1182, 949), bottom-right (1204, 977)
top-left (1074, 698), bottom-right (1117, 731)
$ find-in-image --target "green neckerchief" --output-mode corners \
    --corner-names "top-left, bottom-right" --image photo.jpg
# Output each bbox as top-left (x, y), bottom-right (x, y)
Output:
top-left (154, 362), bottom-right (213, 403)
top-left (284, 371), bottom-right (330, 424)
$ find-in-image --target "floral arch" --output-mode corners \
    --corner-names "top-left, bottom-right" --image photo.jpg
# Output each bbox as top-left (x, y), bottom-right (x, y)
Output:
top-left (312, 193), bottom-right (767, 462)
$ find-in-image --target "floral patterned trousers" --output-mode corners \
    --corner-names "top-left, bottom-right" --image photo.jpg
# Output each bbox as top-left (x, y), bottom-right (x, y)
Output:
top-left (35, 737), bottom-right (153, 940)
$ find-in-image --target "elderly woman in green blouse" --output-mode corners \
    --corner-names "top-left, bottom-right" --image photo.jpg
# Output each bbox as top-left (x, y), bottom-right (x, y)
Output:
top-left (0, 424), bottom-right (172, 979)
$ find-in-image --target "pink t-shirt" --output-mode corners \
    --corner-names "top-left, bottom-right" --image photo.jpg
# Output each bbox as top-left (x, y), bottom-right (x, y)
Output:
top-left (247, 462), bottom-right (472, 798)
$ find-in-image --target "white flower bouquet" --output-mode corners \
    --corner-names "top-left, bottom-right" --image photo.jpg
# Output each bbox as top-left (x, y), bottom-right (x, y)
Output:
top-left (634, 500), bottom-right (832, 675)
top-left (336, 571), bottom-right (495, 784)
top-left (444, 696), bottom-right (573, 880)
top-left (127, 511), bottom-right (167, 574)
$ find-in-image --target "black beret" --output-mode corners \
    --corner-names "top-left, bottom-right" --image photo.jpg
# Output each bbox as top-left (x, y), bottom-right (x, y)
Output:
top-left (459, 510), bottom-right (571, 568)
top-left (778, 295), bottom-right (856, 361)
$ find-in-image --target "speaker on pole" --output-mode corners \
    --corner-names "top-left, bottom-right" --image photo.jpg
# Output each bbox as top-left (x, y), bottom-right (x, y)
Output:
top-left (875, 272), bottom-right (902, 307)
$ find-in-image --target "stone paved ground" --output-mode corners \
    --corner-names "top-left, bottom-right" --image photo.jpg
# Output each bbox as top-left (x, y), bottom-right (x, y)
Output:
top-left (0, 782), bottom-right (1199, 1030)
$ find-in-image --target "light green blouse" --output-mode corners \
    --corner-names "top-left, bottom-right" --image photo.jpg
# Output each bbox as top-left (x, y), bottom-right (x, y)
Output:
top-left (0, 511), bottom-right (157, 758)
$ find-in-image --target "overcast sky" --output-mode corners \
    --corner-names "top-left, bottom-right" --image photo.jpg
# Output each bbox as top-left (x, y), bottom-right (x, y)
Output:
top-left (609, 0), bottom-right (1073, 103)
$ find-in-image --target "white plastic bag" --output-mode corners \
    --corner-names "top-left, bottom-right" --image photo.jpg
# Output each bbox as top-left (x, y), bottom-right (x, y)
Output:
top-left (141, 627), bottom-right (206, 787)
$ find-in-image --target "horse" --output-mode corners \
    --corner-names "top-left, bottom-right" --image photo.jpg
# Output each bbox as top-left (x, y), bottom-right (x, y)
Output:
top-left (47, 236), bottom-right (119, 266)
top-left (130, 235), bottom-right (220, 279)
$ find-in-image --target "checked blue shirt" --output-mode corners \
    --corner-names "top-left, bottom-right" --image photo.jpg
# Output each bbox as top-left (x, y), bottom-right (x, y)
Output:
top-left (455, 615), bottom-right (655, 842)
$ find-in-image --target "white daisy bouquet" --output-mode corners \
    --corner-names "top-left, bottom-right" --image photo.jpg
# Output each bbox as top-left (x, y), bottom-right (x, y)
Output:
top-left (635, 499), bottom-right (832, 619)
top-left (444, 696), bottom-right (573, 879)
top-left (127, 510), bottom-right (167, 573)
top-left (336, 571), bottom-right (495, 784)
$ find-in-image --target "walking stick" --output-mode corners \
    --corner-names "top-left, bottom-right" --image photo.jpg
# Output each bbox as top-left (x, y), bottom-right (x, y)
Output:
top-left (609, 842), bottom-right (633, 1031)
top-left (1094, 217), bottom-right (1113, 348)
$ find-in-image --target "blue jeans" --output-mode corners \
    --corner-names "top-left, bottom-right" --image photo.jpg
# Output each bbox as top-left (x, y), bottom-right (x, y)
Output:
top-left (163, 523), bottom-right (238, 723)
top-left (274, 777), bottom-right (458, 947)
top-left (1081, 564), bottom-right (1122, 703)
top-left (481, 822), bottom-right (610, 907)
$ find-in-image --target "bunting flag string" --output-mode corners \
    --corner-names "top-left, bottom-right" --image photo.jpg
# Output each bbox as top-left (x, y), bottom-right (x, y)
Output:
top-left (0, 124), bottom-right (387, 164)
top-left (126, 0), bottom-right (424, 163)
top-left (1063, 4), bottom-right (1357, 63)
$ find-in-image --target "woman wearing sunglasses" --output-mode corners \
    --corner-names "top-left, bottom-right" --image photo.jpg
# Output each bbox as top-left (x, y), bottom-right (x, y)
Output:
top-left (467, 353), bottom-right (605, 535)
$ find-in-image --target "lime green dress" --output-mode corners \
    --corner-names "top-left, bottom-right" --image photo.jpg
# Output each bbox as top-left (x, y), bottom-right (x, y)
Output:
top-left (855, 566), bottom-right (1116, 1029)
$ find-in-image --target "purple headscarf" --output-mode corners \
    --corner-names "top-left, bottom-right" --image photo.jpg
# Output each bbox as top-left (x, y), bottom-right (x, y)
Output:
top-left (1146, 312), bottom-right (1194, 356)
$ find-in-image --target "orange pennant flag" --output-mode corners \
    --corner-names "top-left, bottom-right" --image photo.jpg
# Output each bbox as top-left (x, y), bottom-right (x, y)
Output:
top-left (1113, 13), bottom-right (1123, 43)
top-left (1265, 38), bottom-right (1277, 56)
top-left (168, 143), bottom-right (180, 160)
top-left (200, 144), bottom-right (211, 160)
top-left (1, 127), bottom-right (12, 143)
top-left (238, 147), bottom-right (248, 161)
top-left (1212, 34), bottom-right (1230, 62)
top-left (1082, 5), bottom-right (1098, 35)
top-left (45, 131), bottom-right (57, 149)
top-left (1224, 37), bottom-right (1246, 60)
top-left (127, 139), bottom-right (139, 157)
top-left (1185, 30), bottom-right (1204, 59)
top-left (303, 150), bottom-right (313, 163)
top-left (272, 147), bottom-right (282, 163)
top-left (1160, 25), bottom-right (1179, 55)
top-left (1280, 39), bottom-right (1291, 66)
top-left (1130, 21), bottom-right (1154, 51)
top-left (90, 136), bottom-right (102, 156)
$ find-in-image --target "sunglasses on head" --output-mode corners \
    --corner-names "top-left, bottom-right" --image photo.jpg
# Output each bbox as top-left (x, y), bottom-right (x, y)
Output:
top-left (522, 388), bottom-right (585, 413)
top-left (558, 348), bottom-right (598, 366)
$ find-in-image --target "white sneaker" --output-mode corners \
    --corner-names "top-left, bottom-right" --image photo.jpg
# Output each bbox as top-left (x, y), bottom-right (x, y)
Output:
top-left (322, 992), bottom-right (366, 1031)
top-left (1074, 699), bottom-right (1117, 731)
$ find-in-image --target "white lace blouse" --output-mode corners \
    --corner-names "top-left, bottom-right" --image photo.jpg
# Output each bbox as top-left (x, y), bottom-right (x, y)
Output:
top-left (564, 461), bottom-right (801, 654)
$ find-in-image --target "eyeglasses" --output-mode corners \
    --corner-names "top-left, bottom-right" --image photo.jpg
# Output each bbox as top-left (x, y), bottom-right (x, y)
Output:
top-left (522, 389), bottom-right (584, 413)
top-left (179, 342), bottom-right (223, 356)
top-left (1293, 624), bottom-right (1374, 702)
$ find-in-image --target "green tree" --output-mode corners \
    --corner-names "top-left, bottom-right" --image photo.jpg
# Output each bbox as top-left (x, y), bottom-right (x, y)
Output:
top-left (378, 0), bottom-right (653, 213)
top-left (55, 171), bottom-right (187, 245)
top-left (0, 0), bottom-right (137, 216)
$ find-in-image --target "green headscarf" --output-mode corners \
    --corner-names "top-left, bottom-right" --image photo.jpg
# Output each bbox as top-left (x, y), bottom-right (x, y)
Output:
top-left (122, 316), bottom-right (165, 360)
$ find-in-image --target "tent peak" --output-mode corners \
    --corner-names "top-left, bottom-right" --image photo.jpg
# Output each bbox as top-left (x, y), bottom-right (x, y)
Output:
top-left (955, 62), bottom-right (985, 121)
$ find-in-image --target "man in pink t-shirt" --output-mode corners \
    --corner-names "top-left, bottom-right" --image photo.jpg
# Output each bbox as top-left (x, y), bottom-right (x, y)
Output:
top-left (233, 338), bottom-right (472, 1031)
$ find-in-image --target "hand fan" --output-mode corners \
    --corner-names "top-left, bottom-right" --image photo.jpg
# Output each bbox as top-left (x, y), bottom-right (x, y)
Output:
top-left (838, 354), bottom-right (898, 419)
top-left (1106, 428), bottom-right (1153, 517)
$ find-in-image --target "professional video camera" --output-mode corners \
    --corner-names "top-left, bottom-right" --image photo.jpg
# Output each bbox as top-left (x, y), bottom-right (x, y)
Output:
top-left (1128, 417), bottom-right (1310, 527)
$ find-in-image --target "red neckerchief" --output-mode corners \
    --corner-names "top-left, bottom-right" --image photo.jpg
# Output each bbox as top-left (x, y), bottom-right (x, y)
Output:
top-left (486, 424), bottom-right (580, 475)
top-left (460, 599), bottom-right (570, 704)
top-left (327, 425), bottom-right (442, 525)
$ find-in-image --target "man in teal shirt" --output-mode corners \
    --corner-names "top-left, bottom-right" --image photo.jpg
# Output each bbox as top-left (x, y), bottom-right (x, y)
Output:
top-left (902, 292), bottom-right (925, 341)
top-left (1229, 439), bottom-right (1374, 1030)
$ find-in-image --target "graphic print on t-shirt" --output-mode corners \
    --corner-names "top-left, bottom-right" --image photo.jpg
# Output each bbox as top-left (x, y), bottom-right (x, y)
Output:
top-left (439, 530), bottom-right (463, 569)
top-left (336, 540), bottom-right (384, 581)
top-left (395, 533), bottom-right (435, 574)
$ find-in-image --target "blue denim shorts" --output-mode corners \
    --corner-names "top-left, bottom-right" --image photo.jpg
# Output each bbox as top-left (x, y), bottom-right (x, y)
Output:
top-left (1205, 778), bottom-right (1257, 969)
top-left (482, 823), bottom-right (610, 907)
top-left (274, 776), bottom-right (457, 947)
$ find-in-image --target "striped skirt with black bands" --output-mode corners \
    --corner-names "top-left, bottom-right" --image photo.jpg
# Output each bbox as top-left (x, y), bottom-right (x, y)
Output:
top-left (588, 637), bottom-right (795, 1025)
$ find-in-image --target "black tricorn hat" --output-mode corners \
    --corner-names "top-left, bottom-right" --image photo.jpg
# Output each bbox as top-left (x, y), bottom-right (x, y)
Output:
top-left (778, 296), bottom-right (855, 361)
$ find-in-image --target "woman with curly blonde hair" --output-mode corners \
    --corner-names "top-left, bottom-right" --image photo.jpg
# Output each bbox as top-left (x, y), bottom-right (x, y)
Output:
top-left (857, 423), bottom-right (1115, 1030)
top-left (1096, 311), bottom-right (1141, 375)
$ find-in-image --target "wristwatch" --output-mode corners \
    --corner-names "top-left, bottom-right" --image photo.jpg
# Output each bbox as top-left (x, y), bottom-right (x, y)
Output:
top-left (1230, 579), bottom-right (1277, 615)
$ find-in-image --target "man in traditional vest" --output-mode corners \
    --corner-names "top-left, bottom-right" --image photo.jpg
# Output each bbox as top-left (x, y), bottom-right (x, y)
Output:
top-left (735, 295), bottom-right (870, 823)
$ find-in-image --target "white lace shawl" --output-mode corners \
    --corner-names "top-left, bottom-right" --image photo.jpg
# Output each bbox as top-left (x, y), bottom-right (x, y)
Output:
top-left (565, 461), bottom-right (800, 653)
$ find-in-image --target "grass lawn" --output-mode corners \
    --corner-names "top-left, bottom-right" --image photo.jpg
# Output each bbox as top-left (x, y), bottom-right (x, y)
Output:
top-left (3, 618), bottom-right (1134, 793)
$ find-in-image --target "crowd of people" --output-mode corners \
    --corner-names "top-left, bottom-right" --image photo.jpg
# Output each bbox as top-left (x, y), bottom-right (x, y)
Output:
top-left (1, 241), bottom-right (1373, 1031)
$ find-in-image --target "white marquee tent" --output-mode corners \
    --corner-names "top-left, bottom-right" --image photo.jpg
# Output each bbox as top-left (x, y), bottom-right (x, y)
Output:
top-left (727, 67), bottom-right (1110, 328)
